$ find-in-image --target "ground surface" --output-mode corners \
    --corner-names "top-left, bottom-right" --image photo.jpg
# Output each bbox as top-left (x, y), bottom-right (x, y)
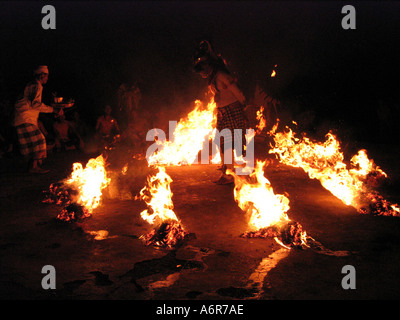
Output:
top-left (1, 141), bottom-right (400, 301)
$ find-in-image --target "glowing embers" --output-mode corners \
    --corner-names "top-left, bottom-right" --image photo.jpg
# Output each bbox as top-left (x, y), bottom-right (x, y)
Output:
top-left (270, 126), bottom-right (400, 216)
top-left (42, 155), bottom-right (111, 222)
top-left (358, 191), bottom-right (400, 217)
top-left (229, 161), bottom-right (307, 248)
top-left (241, 221), bottom-right (306, 249)
top-left (140, 219), bottom-right (187, 248)
top-left (42, 182), bottom-right (74, 207)
top-left (57, 203), bottom-right (91, 222)
top-left (138, 166), bottom-right (188, 248)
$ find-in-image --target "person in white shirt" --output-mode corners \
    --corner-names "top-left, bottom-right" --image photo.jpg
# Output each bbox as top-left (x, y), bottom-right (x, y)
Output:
top-left (13, 65), bottom-right (61, 173)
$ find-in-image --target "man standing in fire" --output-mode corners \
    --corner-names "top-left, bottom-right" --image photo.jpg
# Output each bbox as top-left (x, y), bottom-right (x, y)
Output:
top-left (194, 40), bottom-right (248, 184)
top-left (13, 65), bottom-right (62, 173)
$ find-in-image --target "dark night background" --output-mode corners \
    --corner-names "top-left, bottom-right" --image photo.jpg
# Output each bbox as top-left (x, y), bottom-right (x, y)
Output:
top-left (1, 1), bottom-right (400, 148)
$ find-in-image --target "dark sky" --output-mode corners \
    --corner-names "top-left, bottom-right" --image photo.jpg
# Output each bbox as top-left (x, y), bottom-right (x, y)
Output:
top-left (1, 1), bottom-right (400, 142)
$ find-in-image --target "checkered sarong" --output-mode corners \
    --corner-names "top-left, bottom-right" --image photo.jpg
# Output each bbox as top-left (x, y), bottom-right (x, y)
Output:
top-left (215, 101), bottom-right (247, 154)
top-left (16, 123), bottom-right (47, 160)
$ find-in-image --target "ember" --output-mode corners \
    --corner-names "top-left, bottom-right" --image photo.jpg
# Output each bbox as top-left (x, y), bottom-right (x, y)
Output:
top-left (42, 184), bottom-right (93, 222)
top-left (365, 171), bottom-right (387, 189)
top-left (56, 203), bottom-right (90, 222)
top-left (358, 191), bottom-right (400, 217)
top-left (140, 219), bottom-right (188, 248)
top-left (42, 182), bottom-right (74, 207)
top-left (42, 182), bottom-right (87, 221)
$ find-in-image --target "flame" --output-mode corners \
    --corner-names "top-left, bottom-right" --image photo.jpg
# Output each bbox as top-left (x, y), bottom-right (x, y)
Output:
top-left (270, 128), bottom-right (359, 206)
top-left (229, 160), bottom-right (290, 229)
top-left (121, 163), bottom-right (128, 175)
top-left (138, 95), bottom-right (217, 247)
top-left (268, 118), bottom-right (280, 136)
top-left (349, 149), bottom-right (387, 179)
top-left (137, 166), bottom-right (188, 247)
top-left (87, 230), bottom-right (116, 240)
top-left (270, 65), bottom-right (277, 77)
top-left (228, 160), bottom-right (307, 247)
top-left (269, 126), bottom-right (399, 214)
top-left (391, 205), bottom-right (400, 215)
top-left (138, 166), bottom-right (178, 225)
top-left (64, 155), bottom-right (111, 213)
top-left (147, 97), bottom-right (217, 166)
top-left (255, 106), bottom-right (266, 135)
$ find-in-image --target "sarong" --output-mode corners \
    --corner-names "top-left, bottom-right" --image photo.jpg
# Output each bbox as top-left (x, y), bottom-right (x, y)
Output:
top-left (215, 101), bottom-right (247, 154)
top-left (16, 123), bottom-right (47, 160)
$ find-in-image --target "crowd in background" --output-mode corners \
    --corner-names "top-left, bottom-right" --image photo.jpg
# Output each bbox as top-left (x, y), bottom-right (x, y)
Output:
top-left (0, 78), bottom-right (151, 162)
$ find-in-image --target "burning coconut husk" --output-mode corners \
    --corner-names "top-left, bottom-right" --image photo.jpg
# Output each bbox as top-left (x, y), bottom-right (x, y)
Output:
top-left (139, 219), bottom-right (189, 248)
top-left (42, 182), bottom-right (75, 207)
top-left (241, 221), bottom-right (307, 248)
top-left (137, 166), bottom-right (189, 248)
top-left (269, 125), bottom-right (400, 217)
top-left (42, 183), bottom-right (90, 222)
top-left (358, 191), bottom-right (400, 217)
top-left (56, 203), bottom-right (91, 222)
top-left (42, 154), bottom-right (111, 222)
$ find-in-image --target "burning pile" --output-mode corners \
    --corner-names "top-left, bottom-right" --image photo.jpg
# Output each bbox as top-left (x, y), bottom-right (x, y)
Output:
top-left (228, 161), bottom-right (308, 248)
top-left (241, 221), bottom-right (306, 248)
top-left (137, 166), bottom-right (188, 248)
top-left (358, 191), bottom-right (400, 217)
top-left (56, 203), bottom-right (92, 222)
top-left (139, 219), bottom-right (187, 248)
top-left (42, 155), bottom-right (111, 222)
top-left (42, 182), bottom-right (74, 207)
top-left (269, 125), bottom-right (400, 216)
top-left (42, 182), bottom-right (91, 221)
